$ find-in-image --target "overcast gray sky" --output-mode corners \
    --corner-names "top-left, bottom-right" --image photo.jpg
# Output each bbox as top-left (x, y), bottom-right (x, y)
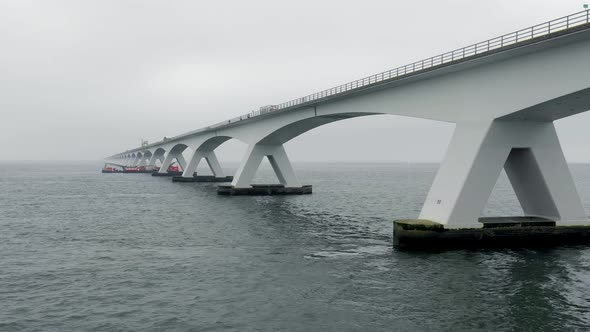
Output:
top-left (2, 0), bottom-right (590, 162)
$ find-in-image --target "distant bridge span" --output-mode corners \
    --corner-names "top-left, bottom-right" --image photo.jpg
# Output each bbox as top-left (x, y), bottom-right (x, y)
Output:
top-left (106, 11), bottom-right (590, 228)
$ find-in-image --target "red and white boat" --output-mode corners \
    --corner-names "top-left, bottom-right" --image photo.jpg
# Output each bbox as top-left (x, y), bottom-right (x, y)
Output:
top-left (101, 166), bottom-right (122, 173)
top-left (123, 166), bottom-right (153, 173)
top-left (102, 164), bottom-right (123, 173)
top-left (152, 163), bottom-right (180, 173)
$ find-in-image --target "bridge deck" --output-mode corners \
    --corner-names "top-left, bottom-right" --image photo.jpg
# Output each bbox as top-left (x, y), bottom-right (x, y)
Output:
top-left (115, 10), bottom-right (590, 156)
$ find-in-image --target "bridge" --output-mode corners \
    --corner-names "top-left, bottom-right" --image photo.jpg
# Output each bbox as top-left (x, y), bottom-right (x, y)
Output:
top-left (106, 10), bottom-right (590, 232)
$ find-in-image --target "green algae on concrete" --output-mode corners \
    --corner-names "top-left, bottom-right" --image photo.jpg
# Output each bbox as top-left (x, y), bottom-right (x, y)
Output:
top-left (393, 218), bottom-right (590, 250)
top-left (217, 184), bottom-right (312, 196)
top-left (393, 219), bottom-right (445, 249)
top-left (172, 175), bottom-right (234, 183)
top-left (394, 219), bottom-right (444, 231)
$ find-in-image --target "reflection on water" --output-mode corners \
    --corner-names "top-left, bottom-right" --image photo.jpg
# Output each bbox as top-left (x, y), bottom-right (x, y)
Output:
top-left (1, 161), bottom-right (590, 331)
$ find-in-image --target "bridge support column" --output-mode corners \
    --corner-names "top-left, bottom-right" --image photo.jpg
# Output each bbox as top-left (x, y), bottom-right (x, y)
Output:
top-left (182, 150), bottom-right (226, 178)
top-left (173, 150), bottom-right (234, 183)
top-left (182, 150), bottom-right (204, 177)
top-left (137, 154), bottom-right (150, 167)
top-left (205, 152), bottom-right (226, 178)
top-left (147, 152), bottom-right (162, 168)
top-left (231, 144), bottom-right (301, 188)
top-left (158, 151), bottom-right (186, 174)
top-left (131, 154), bottom-right (142, 167)
top-left (157, 154), bottom-right (165, 166)
top-left (159, 152), bottom-right (179, 174)
top-left (176, 154), bottom-right (187, 171)
top-left (418, 121), bottom-right (587, 229)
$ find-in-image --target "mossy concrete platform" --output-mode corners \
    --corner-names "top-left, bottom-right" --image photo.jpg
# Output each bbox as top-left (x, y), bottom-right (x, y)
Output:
top-left (151, 171), bottom-right (183, 177)
top-left (393, 217), bottom-right (590, 250)
top-left (217, 184), bottom-right (312, 196)
top-left (172, 175), bottom-right (234, 183)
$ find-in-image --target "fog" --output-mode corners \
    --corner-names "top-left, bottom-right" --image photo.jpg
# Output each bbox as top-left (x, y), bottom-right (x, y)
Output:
top-left (2, 0), bottom-right (589, 162)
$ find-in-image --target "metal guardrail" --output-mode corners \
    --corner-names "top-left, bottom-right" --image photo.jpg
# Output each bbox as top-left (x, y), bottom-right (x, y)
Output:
top-left (217, 10), bottom-right (590, 127)
top-left (115, 10), bottom-right (590, 156)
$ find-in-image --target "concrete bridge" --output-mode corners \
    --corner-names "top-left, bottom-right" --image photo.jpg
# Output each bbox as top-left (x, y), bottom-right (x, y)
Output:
top-left (106, 11), bottom-right (590, 230)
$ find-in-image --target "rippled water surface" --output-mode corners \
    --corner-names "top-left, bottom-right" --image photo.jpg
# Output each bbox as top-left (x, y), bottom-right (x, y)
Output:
top-left (2, 161), bottom-right (590, 331)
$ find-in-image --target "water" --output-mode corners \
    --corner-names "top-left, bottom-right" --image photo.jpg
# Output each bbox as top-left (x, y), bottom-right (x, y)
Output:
top-left (2, 161), bottom-right (590, 331)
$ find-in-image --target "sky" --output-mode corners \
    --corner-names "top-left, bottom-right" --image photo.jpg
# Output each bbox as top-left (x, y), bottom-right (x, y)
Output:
top-left (2, 0), bottom-right (590, 162)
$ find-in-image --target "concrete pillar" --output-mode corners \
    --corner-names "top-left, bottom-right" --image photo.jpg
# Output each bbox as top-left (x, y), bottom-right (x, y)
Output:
top-left (137, 153), bottom-right (151, 167)
top-left (176, 154), bottom-right (187, 170)
top-left (159, 150), bottom-right (186, 173)
top-left (419, 121), bottom-right (587, 228)
top-left (147, 152), bottom-right (161, 167)
top-left (205, 152), bottom-right (226, 177)
top-left (182, 150), bottom-right (205, 178)
top-left (181, 150), bottom-right (226, 178)
top-left (131, 153), bottom-right (142, 167)
top-left (231, 144), bottom-right (301, 188)
top-left (159, 152), bottom-right (176, 174)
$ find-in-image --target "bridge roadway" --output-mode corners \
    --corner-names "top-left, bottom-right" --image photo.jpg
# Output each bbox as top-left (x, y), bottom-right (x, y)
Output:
top-left (106, 10), bottom-right (590, 230)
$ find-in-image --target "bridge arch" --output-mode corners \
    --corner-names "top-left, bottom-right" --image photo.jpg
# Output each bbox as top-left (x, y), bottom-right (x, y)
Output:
top-left (196, 136), bottom-right (233, 152)
top-left (147, 147), bottom-right (166, 167)
top-left (138, 150), bottom-right (152, 166)
top-left (169, 143), bottom-right (189, 154)
top-left (257, 112), bottom-right (378, 145)
top-left (131, 152), bottom-right (143, 167)
top-left (157, 143), bottom-right (191, 173)
top-left (231, 112), bottom-right (431, 188)
top-left (178, 136), bottom-right (237, 178)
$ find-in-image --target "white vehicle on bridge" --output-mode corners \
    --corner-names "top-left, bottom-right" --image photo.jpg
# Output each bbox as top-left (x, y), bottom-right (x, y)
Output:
top-left (259, 105), bottom-right (278, 114)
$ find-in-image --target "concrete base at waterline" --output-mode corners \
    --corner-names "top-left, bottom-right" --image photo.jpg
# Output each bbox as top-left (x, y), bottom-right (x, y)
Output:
top-left (172, 175), bottom-right (234, 183)
top-left (217, 184), bottom-right (312, 196)
top-left (152, 171), bottom-right (184, 177)
top-left (393, 217), bottom-right (590, 250)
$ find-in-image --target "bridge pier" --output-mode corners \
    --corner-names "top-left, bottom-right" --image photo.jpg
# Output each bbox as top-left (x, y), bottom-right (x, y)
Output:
top-left (172, 150), bottom-right (233, 183)
top-left (219, 143), bottom-right (311, 195)
top-left (147, 150), bottom-right (164, 168)
top-left (137, 153), bottom-right (151, 167)
top-left (154, 150), bottom-right (185, 176)
top-left (419, 120), bottom-right (587, 228)
top-left (182, 150), bottom-right (225, 178)
top-left (232, 144), bottom-right (301, 188)
top-left (395, 120), bottom-right (590, 249)
top-left (131, 153), bottom-right (142, 167)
